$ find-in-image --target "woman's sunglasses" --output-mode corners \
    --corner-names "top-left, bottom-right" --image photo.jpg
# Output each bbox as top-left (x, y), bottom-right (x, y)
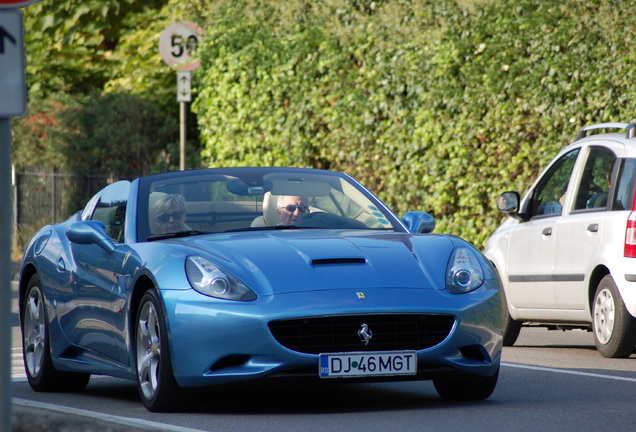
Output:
top-left (156, 211), bottom-right (184, 223)
top-left (281, 204), bottom-right (309, 213)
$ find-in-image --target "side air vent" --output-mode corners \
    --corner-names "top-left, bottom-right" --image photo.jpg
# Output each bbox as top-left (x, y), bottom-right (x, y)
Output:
top-left (311, 258), bottom-right (366, 266)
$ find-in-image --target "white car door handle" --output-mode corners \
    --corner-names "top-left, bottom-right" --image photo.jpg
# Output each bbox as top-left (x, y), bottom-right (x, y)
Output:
top-left (542, 227), bottom-right (552, 236)
top-left (587, 223), bottom-right (599, 233)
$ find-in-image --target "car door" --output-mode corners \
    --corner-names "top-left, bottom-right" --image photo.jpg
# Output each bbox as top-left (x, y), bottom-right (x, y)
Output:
top-left (63, 181), bottom-right (131, 363)
top-left (506, 149), bottom-right (580, 311)
top-left (553, 144), bottom-right (621, 313)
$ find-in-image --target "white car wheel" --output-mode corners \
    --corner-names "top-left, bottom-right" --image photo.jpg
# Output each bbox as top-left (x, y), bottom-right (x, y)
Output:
top-left (593, 288), bottom-right (614, 345)
top-left (592, 275), bottom-right (636, 358)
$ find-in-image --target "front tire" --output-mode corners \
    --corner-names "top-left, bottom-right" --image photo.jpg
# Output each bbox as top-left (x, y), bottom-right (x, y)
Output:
top-left (501, 288), bottom-right (521, 346)
top-left (592, 275), bottom-right (636, 358)
top-left (433, 367), bottom-right (499, 401)
top-left (22, 274), bottom-right (90, 391)
top-left (135, 289), bottom-right (187, 412)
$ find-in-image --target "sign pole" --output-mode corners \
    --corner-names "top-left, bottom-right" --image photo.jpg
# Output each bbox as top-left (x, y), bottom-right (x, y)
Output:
top-left (0, 8), bottom-right (29, 431)
top-left (159, 21), bottom-right (204, 171)
top-left (180, 101), bottom-right (186, 171)
top-left (177, 71), bottom-right (191, 171)
top-left (0, 118), bottom-right (13, 432)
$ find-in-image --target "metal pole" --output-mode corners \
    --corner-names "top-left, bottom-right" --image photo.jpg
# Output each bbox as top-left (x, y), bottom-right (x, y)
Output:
top-left (51, 166), bottom-right (56, 223)
top-left (11, 165), bottom-right (17, 254)
top-left (180, 101), bottom-right (186, 171)
top-left (0, 118), bottom-right (14, 432)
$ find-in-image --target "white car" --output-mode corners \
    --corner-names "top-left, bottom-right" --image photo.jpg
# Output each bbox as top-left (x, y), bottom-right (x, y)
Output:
top-left (485, 122), bottom-right (636, 358)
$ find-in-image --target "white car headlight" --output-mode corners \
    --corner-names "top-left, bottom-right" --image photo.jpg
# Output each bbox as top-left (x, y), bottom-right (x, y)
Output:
top-left (186, 256), bottom-right (256, 301)
top-left (445, 247), bottom-right (485, 294)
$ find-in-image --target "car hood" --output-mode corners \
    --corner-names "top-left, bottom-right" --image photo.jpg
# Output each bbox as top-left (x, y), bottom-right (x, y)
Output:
top-left (177, 230), bottom-right (456, 295)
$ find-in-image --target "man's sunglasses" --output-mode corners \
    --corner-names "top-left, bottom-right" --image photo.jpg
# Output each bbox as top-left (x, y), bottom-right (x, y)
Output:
top-left (156, 211), bottom-right (184, 223)
top-left (281, 204), bottom-right (309, 213)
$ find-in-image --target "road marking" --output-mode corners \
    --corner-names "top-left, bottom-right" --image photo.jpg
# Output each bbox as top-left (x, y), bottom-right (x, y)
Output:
top-left (13, 398), bottom-right (213, 432)
top-left (11, 363), bottom-right (634, 431)
top-left (12, 347), bottom-right (25, 379)
top-left (503, 362), bottom-right (636, 383)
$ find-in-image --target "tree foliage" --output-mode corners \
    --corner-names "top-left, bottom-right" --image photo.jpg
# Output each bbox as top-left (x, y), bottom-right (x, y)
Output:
top-left (11, 94), bottom-right (74, 169)
top-left (14, 0), bottom-right (636, 250)
top-left (15, 0), bottom-right (199, 175)
top-left (12, 92), bottom-right (178, 175)
top-left (24, 0), bottom-right (166, 97)
top-left (190, 0), bottom-right (636, 248)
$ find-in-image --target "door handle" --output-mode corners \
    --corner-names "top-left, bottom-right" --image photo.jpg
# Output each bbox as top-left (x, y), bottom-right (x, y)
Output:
top-left (56, 257), bottom-right (66, 272)
top-left (542, 227), bottom-right (552, 236)
top-left (587, 223), bottom-right (599, 233)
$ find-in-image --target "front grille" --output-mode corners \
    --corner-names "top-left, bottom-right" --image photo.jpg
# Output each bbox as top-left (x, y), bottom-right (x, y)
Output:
top-left (268, 314), bottom-right (455, 354)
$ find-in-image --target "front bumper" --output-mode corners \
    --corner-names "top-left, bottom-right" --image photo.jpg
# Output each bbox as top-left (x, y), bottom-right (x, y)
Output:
top-left (162, 283), bottom-right (502, 388)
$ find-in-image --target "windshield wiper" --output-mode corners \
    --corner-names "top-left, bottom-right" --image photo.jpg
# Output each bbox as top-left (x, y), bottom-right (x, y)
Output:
top-left (147, 230), bottom-right (207, 241)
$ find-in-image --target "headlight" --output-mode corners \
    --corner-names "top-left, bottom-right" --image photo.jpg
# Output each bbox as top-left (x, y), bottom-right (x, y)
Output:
top-left (445, 247), bottom-right (485, 294)
top-left (185, 256), bottom-right (257, 301)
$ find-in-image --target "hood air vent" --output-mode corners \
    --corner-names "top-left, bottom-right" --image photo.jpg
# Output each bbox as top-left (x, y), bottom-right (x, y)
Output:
top-left (311, 258), bottom-right (366, 266)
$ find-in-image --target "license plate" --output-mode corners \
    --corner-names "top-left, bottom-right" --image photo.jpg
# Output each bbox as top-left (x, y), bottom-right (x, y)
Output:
top-left (319, 350), bottom-right (417, 378)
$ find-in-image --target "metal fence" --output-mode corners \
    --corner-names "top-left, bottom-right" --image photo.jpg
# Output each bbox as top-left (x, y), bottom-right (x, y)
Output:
top-left (11, 167), bottom-right (142, 254)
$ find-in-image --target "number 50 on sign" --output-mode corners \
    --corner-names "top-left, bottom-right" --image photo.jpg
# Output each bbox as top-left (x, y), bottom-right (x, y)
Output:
top-left (159, 21), bottom-right (205, 71)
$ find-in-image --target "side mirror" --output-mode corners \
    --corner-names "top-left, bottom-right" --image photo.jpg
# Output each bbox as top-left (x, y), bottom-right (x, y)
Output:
top-left (497, 191), bottom-right (520, 213)
top-left (497, 191), bottom-right (527, 221)
top-left (402, 211), bottom-right (436, 234)
top-left (66, 220), bottom-right (116, 254)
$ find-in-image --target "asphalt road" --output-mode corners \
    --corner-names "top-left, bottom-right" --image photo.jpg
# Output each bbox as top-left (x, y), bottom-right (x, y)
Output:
top-left (10, 280), bottom-right (636, 432)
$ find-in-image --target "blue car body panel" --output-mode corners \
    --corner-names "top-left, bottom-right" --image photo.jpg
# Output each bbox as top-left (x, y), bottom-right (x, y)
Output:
top-left (20, 167), bottom-right (502, 390)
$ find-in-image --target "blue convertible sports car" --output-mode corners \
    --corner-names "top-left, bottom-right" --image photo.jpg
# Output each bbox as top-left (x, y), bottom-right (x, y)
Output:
top-left (20, 167), bottom-right (502, 412)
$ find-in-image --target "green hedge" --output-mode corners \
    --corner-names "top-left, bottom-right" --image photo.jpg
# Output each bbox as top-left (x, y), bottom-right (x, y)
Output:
top-left (16, 0), bottom-right (636, 247)
top-left (15, 0), bottom-right (636, 249)
top-left (191, 0), bottom-right (635, 246)
top-left (196, 0), bottom-right (636, 247)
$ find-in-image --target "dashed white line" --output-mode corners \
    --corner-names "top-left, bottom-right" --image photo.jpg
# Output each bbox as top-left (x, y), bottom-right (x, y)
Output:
top-left (502, 362), bottom-right (636, 383)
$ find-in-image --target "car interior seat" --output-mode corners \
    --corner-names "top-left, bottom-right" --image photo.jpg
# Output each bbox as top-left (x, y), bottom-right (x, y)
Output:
top-left (251, 192), bottom-right (280, 227)
top-left (587, 192), bottom-right (609, 209)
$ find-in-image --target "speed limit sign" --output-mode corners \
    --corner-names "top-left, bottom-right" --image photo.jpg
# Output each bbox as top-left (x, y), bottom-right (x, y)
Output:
top-left (159, 21), bottom-right (205, 71)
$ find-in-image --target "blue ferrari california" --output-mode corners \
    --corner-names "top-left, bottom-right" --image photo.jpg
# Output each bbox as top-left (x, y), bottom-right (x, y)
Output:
top-left (19, 167), bottom-right (502, 411)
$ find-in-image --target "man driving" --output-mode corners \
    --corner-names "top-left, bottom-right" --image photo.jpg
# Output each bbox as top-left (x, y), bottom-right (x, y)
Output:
top-left (276, 195), bottom-right (310, 225)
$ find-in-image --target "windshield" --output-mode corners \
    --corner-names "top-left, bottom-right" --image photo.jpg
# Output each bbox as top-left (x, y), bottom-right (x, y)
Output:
top-left (137, 169), bottom-right (399, 240)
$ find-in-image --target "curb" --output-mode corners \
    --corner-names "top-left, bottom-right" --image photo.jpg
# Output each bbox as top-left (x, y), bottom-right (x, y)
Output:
top-left (13, 399), bottom-right (165, 432)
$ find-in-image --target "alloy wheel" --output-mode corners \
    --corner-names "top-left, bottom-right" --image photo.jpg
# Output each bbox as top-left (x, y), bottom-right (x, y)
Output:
top-left (23, 286), bottom-right (46, 378)
top-left (594, 288), bottom-right (615, 345)
top-left (136, 299), bottom-right (161, 400)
